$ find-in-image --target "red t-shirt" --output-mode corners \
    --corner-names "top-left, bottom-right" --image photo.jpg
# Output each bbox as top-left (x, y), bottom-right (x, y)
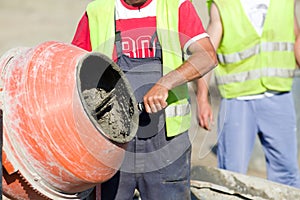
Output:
top-left (72, 0), bottom-right (208, 61)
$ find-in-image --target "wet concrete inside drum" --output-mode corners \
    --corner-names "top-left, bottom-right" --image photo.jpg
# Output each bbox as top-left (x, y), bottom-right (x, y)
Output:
top-left (79, 54), bottom-right (138, 143)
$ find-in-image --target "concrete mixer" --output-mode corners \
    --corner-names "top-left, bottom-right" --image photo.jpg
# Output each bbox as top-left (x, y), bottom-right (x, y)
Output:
top-left (0, 41), bottom-right (139, 200)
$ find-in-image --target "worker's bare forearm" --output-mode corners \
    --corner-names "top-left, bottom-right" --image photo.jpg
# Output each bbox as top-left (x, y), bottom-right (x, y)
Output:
top-left (196, 71), bottom-right (213, 102)
top-left (296, 36), bottom-right (300, 67)
top-left (295, 30), bottom-right (300, 67)
top-left (142, 37), bottom-right (217, 113)
top-left (157, 38), bottom-right (218, 90)
top-left (294, 4), bottom-right (300, 67)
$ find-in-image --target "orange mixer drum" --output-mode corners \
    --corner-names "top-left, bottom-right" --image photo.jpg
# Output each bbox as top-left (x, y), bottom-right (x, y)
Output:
top-left (0, 41), bottom-right (138, 199)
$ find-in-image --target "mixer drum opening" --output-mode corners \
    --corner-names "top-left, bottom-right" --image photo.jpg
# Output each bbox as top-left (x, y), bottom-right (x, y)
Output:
top-left (77, 53), bottom-right (138, 144)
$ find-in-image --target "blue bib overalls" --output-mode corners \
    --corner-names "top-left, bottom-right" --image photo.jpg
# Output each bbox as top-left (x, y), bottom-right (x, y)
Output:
top-left (100, 31), bottom-right (192, 200)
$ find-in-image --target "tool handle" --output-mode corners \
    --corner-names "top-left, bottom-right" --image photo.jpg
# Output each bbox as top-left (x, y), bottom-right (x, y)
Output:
top-left (137, 102), bottom-right (145, 112)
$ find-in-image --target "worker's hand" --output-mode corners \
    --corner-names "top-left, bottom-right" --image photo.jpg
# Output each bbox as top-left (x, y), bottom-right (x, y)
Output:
top-left (197, 99), bottom-right (214, 131)
top-left (143, 83), bottom-right (168, 113)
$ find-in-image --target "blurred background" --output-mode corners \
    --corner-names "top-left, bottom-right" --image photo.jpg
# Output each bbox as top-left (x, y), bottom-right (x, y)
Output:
top-left (0, 0), bottom-right (299, 182)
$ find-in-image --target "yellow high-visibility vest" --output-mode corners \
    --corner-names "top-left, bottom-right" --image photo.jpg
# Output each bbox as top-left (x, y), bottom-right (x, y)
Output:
top-left (211, 0), bottom-right (296, 98)
top-left (87, 0), bottom-right (191, 136)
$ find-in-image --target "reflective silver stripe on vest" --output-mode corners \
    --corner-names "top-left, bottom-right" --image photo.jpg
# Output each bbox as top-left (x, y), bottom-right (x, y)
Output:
top-left (165, 103), bottom-right (190, 117)
top-left (216, 68), bottom-right (296, 85)
top-left (218, 42), bottom-right (294, 64)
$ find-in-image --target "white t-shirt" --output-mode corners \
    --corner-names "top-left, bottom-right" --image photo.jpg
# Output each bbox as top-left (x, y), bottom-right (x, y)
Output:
top-left (240, 0), bottom-right (270, 36)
